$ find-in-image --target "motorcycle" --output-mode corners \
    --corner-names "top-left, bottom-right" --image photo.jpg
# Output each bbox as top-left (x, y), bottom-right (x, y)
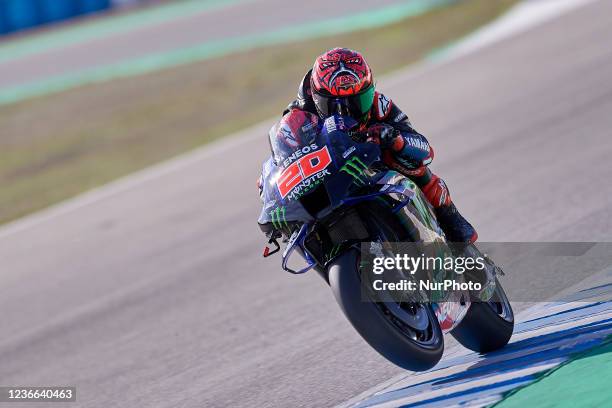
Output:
top-left (258, 115), bottom-right (514, 370)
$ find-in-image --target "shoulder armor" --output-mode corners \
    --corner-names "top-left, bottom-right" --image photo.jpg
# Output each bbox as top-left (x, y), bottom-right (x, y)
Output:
top-left (373, 91), bottom-right (393, 120)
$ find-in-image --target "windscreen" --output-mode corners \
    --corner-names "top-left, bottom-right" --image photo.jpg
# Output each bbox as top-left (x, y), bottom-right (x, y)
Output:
top-left (268, 110), bottom-right (321, 166)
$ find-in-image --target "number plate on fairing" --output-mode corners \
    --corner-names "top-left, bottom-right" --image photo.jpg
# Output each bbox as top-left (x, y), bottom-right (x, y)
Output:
top-left (277, 146), bottom-right (333, 200)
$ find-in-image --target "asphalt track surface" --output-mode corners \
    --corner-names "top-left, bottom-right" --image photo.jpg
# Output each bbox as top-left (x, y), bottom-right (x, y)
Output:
top-left (0, 0), bottom-right (411, 89)
top-left (1, 1), bottom-right (612, 407)
top-left (343, 284), bottom-right (612, 407)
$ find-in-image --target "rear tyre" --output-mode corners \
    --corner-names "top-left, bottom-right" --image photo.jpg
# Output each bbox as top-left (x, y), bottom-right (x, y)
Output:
top-left (328, 249), bottom-right (444, 371)
top-left (450, 279), bottom-right (514, 353)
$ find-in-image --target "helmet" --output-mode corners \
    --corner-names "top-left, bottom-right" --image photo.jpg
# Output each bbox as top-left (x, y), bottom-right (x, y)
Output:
top-left (310, 48), bottom-right (375, 124)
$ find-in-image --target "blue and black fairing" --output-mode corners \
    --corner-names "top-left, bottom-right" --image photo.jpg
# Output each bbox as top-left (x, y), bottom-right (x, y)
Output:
top-left (258, 115), bottom-right (381, 230)
top-left (258, 115), bottom-right (443, 274)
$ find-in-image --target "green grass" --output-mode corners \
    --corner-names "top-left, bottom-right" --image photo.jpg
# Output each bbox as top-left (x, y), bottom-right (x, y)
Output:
top-left (0, 0), bottom-right (517, 225)
top-left (494, 339), bottom-right (612, 408)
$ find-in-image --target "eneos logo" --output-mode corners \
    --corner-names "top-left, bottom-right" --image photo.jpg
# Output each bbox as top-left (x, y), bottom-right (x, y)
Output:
top-left (277, 146), bottom-right (332, 199)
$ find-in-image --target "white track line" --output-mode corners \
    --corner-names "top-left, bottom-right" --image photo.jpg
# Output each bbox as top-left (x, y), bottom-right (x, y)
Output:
top-left (429, 0), bottom-right (601, 62)
top-left (0, 0), bottom-right (599, 242)
top-left (335, 1), bottom-right (603, 407)
top-left (0, 123), bottom-right (266, 241)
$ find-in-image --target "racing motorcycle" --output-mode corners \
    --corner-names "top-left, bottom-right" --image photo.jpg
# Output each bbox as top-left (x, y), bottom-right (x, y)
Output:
top-left (258, 115), bottom-right (514, 370)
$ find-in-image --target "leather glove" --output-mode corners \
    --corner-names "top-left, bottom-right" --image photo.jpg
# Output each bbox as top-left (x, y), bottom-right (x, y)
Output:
top-left (321, 115), bottom-right (358, 136)
top-left (366, 124), bottom-right (400, 149)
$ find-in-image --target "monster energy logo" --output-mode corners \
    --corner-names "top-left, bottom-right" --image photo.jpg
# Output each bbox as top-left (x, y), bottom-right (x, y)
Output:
top-left (340, 156), bottom-right (368, 185)
top-left (287, 176), bottom-right (325, 201)
top-left (270, 206), bottom-right (289, 230)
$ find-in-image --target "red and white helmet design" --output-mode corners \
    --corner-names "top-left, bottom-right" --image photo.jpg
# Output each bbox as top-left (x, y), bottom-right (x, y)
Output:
top-left (311, 48), bottom-right (373, 96)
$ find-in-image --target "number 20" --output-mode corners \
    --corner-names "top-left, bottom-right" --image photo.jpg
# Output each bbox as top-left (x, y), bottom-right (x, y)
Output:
top-left (277, 147), bottom-right (332, 198)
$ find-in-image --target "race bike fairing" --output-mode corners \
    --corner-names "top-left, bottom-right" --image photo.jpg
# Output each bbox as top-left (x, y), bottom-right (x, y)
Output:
top-left (267, 110), bottom-right (321, 166)
top-left (257, 113), bottom-right (514, 371)
top-left (259, 111), bottom-right (380, 227)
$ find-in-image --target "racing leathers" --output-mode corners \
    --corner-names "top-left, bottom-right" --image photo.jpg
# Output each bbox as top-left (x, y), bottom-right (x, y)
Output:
top-left (280, 70), bottom-right (477, 243)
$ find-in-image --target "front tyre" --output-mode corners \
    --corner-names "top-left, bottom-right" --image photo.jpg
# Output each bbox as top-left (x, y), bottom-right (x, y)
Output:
top-left (328, 249), bottom-right (443, 371)
top-left (450, 279), bottom-right (514, 353)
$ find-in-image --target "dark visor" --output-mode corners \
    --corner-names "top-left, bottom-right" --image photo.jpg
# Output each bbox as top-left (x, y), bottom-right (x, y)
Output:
top-left (313, 85), bottom-right (375, 121)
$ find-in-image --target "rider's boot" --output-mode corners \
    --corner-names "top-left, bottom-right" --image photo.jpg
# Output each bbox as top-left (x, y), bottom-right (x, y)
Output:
top-left (420, 174), bottom-right (478, 244)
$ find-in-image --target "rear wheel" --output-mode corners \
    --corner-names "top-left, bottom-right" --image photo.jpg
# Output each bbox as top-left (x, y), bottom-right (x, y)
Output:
top-left (450, 278), bottom-right (514, 353)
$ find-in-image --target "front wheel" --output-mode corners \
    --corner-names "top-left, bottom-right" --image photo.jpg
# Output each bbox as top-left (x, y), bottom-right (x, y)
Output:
top-left (328, 249), bottom-right (444, 371)
top-left (450, 278), bottom-right (514, 353)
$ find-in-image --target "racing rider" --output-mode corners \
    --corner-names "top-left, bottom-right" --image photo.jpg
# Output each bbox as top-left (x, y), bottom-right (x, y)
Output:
top-left (263, 47), bottom-right (477, 243)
